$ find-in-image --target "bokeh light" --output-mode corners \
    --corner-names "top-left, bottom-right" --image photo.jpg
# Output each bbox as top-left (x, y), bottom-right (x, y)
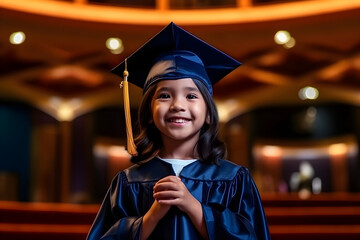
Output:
top-left (106, 37), bottom-right (124, 54)
top-left (9, 31), bottom-right (26, 45)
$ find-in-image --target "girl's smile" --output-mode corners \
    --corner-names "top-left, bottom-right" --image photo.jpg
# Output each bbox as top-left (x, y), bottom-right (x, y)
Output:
top-left (166, 117), bottom-right (191, 125)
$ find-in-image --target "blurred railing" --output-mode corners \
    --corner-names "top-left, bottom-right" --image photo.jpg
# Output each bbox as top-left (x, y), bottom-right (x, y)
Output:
top-left (1, 193), bottom-right (360, 240)
top-left (72, 0), bottom-right (306, 9)
top-left (1, 0), bottom-right (358, 25)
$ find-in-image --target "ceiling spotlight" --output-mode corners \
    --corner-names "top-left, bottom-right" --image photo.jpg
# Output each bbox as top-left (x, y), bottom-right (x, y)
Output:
top-left (298, 86), bottom-right (319, 100)
top-left (274, 30), bottom-right (296, 49)
top-left (9, 31), bottom-right (26, 45)
top-left (274, 30), bottom-right (291, 45)
top-left (106, 37), bottom-right (124, 54)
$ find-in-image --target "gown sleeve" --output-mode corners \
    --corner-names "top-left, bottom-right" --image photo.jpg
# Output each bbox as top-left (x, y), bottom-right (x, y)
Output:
top-left (202, 167), bottom-right (270, 240)
top-left (86, 172), bottom-right (143, 240)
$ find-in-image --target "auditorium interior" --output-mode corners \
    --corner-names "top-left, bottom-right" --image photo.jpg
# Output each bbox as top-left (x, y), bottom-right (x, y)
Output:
top-left (0, 0), bottom-right (360, 239)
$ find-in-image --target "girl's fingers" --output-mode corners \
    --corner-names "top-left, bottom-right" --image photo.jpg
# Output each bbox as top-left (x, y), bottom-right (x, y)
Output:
top-left (154, 192), bottom-right (181, 206)
top-left (153, 190), bottom-right (179, 200)
top-left (154, 176), bottom-right (183, 193)
top-left (152, 175), bottom-right (190, 208)
top-left (156, 176), bottom-right (181, 184)
top-left (157, 198), bottom-right (180, 205)
top-left (153, 182), bottom-right (178, 192)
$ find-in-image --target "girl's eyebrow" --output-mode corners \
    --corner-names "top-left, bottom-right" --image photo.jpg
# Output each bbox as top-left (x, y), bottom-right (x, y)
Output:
top-left (156, 86), bottom-right (200, 92)
top-left (185, 87), bottom-right (200, 92)
top-left (156, 87), bottom-right (171, 92)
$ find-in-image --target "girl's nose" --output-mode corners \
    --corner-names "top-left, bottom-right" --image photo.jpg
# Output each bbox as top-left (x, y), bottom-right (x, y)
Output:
top-left (170, 99), bottom-right (185, 112)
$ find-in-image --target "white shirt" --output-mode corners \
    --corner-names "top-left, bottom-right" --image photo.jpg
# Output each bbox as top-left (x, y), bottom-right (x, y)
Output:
top-left (158, 157), bottom-right (198, 176)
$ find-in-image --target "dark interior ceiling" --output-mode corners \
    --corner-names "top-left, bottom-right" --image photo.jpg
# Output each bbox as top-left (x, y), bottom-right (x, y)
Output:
top-left (0, 1), bottom-right (359, 121)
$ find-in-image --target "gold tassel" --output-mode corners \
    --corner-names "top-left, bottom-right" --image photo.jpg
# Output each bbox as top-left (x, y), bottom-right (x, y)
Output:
top-left (121, 59), bottom-right (138, 156)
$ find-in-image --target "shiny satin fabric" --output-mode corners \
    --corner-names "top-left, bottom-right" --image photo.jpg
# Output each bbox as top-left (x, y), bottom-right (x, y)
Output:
top-left (110, 22), bottom-right (242, 96)
top-left (87, 158), bottom-right (270, 240)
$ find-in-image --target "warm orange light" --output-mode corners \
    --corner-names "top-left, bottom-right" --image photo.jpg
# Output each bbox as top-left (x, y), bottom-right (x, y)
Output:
top-left (328, 143), bottom-right (348, 156)
top-left (261, 145), bottom-right (282, 158)
top-left (49, 97), bottom-right (82, 121)
top-left (1, 0), bottom-right (359, 25)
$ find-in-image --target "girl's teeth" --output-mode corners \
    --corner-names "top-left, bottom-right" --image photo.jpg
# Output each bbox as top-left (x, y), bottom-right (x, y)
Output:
top-left (170, 119), bottom-right (187, 123)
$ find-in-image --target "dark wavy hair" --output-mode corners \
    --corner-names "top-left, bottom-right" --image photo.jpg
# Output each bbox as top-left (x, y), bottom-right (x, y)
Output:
top-left (131, 78), bottom-right (226, 164)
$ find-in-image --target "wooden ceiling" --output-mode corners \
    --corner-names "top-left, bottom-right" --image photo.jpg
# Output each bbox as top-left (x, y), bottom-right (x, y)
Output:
top-left (0, 0), bottom-right (359, 121)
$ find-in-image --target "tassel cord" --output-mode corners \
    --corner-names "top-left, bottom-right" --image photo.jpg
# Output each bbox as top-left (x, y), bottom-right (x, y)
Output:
top-left (122, 67), bottom-right (138, 156)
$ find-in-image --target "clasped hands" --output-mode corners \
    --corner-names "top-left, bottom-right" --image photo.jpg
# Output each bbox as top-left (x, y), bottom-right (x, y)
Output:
top-left (150, 175), bottom-right (200, 218)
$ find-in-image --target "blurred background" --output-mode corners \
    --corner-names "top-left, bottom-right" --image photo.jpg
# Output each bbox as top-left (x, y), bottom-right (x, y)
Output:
top-left (0, 0), bottom-right (360, 239)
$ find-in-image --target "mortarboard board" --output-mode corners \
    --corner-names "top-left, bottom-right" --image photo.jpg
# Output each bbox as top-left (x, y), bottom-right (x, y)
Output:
top-left (111, 22), bottom-right (241, 96)
top-left (111, 22), bottom-right (241, 156)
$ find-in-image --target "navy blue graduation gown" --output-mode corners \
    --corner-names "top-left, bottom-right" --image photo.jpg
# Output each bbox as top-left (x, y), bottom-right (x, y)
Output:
top-left (87, 157), bottom-right (270, 240)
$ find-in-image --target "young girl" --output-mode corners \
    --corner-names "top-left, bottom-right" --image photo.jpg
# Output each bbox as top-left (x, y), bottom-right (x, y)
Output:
top-left (87, 23), bottom-right (270, 240)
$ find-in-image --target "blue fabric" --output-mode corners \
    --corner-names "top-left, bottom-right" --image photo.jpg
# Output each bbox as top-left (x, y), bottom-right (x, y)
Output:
top-left (144, 50), bottom-right (213, 95)
top-left (111, 22), bottom-right (241, 96)
top-left (87, 158), bottom-right (270, 240)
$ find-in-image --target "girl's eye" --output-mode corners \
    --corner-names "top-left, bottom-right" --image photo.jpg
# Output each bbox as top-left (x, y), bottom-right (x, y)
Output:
top-left (157, 93), bottom-right (170, 99)
top-left (187, 94), bottom-right (198, 99)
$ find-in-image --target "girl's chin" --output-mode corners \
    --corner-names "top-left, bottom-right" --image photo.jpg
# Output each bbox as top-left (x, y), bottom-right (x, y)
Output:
top-left (161, 131), bottom-right (201, 142)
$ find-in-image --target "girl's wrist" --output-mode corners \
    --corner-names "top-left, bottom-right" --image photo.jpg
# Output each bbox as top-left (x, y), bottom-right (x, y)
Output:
top-left (145, 204), bottom-right (163, 223)
top-left (185, 197), bottom-right (202, 219)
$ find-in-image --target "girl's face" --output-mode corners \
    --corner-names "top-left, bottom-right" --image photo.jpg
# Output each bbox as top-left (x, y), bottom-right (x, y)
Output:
top-left (151, 78), bottom-right (208, 145)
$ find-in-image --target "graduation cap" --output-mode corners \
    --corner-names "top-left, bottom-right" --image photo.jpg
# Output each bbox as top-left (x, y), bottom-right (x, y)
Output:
top-left (111, 22), bottom-right (241, 156)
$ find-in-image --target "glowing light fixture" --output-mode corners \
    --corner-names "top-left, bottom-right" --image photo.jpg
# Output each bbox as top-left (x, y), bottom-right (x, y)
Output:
top-left (9, 31), bottom-right (26, 45)
top-left (50, 97), bottom-right (82, 121)
top-left (328, 143), bottom-right (348, 156)
top-left (298, 86), bottom-right (319, 100)
top-left (57, 103), bottom-right (74, 121)
top-left (274, 31), bottom-right (291, 45)
top-left (262, 145), bottom-right (282, 158)
top-left (274, 30), bottom-right (296, 49)
top-left (106, 37), bottom-right (124, 54)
